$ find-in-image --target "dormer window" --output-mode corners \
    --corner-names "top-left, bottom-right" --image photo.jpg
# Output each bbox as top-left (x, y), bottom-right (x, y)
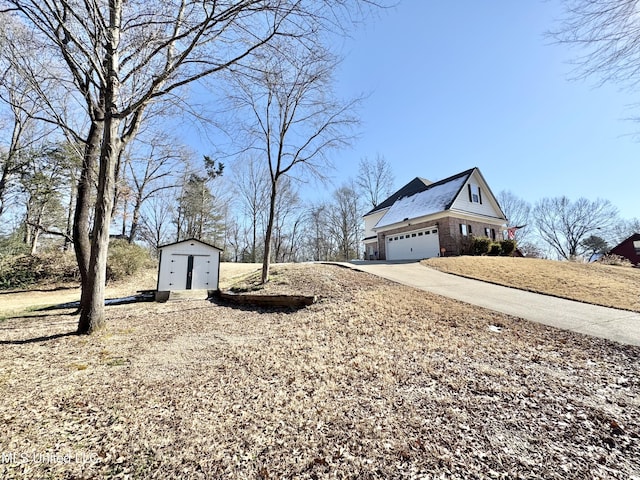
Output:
top-left (468, 184), bottom-right (482, 204)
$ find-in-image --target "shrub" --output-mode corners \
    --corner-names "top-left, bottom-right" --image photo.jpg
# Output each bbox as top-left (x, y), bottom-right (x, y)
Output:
top-left (0, 234), bottom-right (30, 260)
top-left (599, 254), bottom-right (633, 267)
top-left (499, 239), bottom-right (516, 256)
top-left (471, 236), bottom-right (492, 256)
top-left (0, 255), bottom-right (37, 289)
top-left (106, 240), bottom-right (153, 282)
top-left (457, 236), bottom-right (473, 255)
top-left (488, 243), bottom-right (502, 256)
top-left (0, 250), bottom-right (79, 290)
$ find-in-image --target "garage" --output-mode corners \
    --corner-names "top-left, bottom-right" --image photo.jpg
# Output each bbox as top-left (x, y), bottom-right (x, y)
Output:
top-left (386, 226), bottom-right (440, 260)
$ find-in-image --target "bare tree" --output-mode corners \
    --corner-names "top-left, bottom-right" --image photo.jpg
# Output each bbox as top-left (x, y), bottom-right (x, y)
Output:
top-left (138, 190), bottom-right (176, 256)
top-left (0, 21), bottom-right (52, 218)
top-left (228, 43), bottom-right (360, 282)
top-left (612, 217), bottom-right (640, 243)
top-left (327, 182), bottom-right (362, 260)
top-left (305, 203), bottom-right (332, 261)
top-left (356, 154), bottom-right (395, 210)
top-left (2, 0), bottom-right (370, 333)
top-left (497, 190), bottom-right (533, 249)
top-left (553, 0), bottom-right (640, 88)
top-left (232, 156), bottom-right (269, 263)
top-left (269, 176), bottom-right (302, 263)
top-left (533, 196), bottom-right (619, 260)
top-left (123, 139), bottom-right (187, 243)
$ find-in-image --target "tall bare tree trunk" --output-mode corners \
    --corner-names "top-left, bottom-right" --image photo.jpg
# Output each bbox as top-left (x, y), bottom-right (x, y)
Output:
top-left (128, 198), bottom-right (142, 244)
top-left (0, 164), bottom-right (10, 219)
top-left (251, 211), bottom-right (257, 263)
top-left (78, 1), bottom-right (122, 334)
top-left (64, 180), bottom-right (75, 252)
top-left (78, 122), bottom-right (121, 333)
top-left (75, 121), bottom-right (102, 315)
top-left (261, 181), bottom-right (278, 283)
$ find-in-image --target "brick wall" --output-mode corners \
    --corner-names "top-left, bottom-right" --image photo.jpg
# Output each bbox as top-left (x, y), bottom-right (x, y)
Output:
top-left (375, 216), bottom-right (505, 259)
top-left (438, 216), bottom-right (504, 256)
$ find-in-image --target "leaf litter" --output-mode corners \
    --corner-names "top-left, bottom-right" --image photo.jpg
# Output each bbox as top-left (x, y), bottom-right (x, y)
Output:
top-left (0, 264), bottom-right (638, 479)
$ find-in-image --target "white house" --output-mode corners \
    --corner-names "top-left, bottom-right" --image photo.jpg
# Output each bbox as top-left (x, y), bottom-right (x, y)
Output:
top-left (156, 238), bottom-right (222, 295)
top-left (363, 167), bottom-right (507, 261)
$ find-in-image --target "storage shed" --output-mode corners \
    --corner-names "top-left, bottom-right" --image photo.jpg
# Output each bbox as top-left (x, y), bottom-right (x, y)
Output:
top-left (156, 238), bottom-right (222, 297)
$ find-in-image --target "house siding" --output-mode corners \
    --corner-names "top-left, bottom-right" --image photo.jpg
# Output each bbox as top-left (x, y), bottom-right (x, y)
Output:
top-left (364, 210), bottom-right (387, 238)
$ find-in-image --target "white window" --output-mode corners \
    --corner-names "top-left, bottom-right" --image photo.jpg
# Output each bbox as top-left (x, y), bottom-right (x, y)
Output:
top-left (468, 184), bottom-right (482, 204)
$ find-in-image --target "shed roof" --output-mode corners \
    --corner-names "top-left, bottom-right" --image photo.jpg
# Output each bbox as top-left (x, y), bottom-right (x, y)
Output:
top-left (158, 237), bottom-right (224, 251)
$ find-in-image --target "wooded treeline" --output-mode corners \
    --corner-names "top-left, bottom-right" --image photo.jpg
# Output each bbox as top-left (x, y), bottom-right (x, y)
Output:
top-left (0, 117), bottom-right (394, 263)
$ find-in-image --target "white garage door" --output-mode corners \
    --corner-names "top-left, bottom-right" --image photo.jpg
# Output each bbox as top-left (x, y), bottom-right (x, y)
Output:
top-left (386, 227), bottom-right (440, 260)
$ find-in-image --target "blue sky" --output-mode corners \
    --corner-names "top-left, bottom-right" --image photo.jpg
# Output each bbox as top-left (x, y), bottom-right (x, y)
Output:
top-left (321, 0), bottom-right (638, 220)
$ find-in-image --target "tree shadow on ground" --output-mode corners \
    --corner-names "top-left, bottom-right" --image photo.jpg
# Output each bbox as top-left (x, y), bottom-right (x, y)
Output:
top-left (0, 285), bottom-right (79, 295)
top-left (0, 331), bottom-right (78, 345)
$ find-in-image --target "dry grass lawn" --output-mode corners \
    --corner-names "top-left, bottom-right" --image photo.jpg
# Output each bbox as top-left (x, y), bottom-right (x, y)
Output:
top-left (422, 256), bottom-right (640, 312)
top-left (1, 264), bottom-right (639, 479)
top-left (0, 262), bottom-right (263, 319)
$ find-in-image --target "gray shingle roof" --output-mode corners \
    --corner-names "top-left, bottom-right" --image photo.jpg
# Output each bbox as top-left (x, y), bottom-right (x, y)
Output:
top-left (364, 177), bottom-right (432, 216)
top-left (374, 169), bottom-right (474, 229)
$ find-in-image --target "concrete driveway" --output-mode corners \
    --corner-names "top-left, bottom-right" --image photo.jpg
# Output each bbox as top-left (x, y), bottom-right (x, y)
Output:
top-left (347, 261), bottom-right (640, 347)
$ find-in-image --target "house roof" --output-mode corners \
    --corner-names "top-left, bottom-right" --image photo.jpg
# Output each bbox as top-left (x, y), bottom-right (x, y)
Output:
top-left (158, 237), bottom-right (224, 251)
top-left (374, 168), bottom-right (475, 229)
top-left (609, 232), bottom-right (640, 265)
top-left (364, 177), bottom-right (432, 216)
top-left (613, 232), bottom-right (640, 245)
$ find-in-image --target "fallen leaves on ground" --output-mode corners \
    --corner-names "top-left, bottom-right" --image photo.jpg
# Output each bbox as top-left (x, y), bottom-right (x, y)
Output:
top-left (1, 264), bottom-right (638, 479)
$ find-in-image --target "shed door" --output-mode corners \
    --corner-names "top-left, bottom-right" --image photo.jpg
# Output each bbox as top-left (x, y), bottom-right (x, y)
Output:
top-left (186, 255), bottom-right (194, 290)
top-left (191, 255), bottom-right (215, 289)
top-left (165, 254), bottom-right (189, 290)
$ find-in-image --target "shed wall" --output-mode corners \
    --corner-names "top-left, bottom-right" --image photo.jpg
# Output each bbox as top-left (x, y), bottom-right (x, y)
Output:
top-left (157, 241), bottom-right (220, 291)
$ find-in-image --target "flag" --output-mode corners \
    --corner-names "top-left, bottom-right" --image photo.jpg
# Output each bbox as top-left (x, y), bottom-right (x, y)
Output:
top-left (505, 225), bottom-right (526, 240)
